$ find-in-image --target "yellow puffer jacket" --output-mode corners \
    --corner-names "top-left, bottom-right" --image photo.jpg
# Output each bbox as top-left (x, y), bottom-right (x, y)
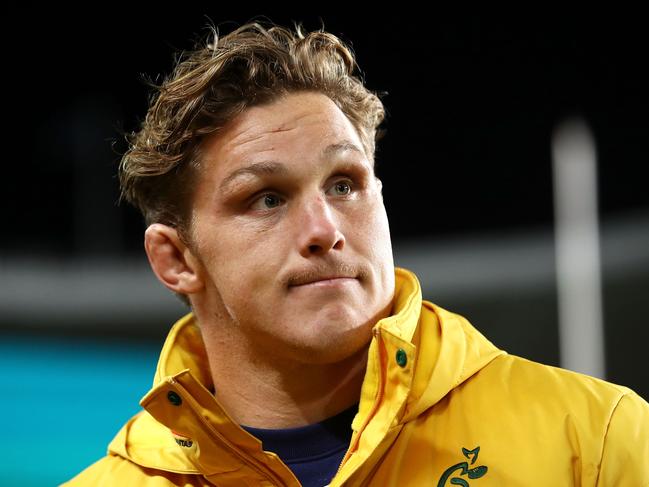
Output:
top-left (64, 267), bottom-right (649, 486)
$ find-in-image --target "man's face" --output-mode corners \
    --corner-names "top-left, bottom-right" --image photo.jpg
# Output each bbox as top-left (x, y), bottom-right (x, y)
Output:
top-left (187, 91), bottom-right (395, 365)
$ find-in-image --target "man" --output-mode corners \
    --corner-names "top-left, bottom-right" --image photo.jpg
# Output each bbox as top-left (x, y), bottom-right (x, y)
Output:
top-left (66, 20), bottom-right (649, 486)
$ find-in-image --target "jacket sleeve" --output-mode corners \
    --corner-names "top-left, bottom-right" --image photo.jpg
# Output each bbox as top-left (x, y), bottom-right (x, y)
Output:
top-left (596, 391), bottom-right (649, 486)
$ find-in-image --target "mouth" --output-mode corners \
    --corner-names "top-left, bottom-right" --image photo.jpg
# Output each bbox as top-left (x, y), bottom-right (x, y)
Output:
top-left (292, 276), bottom-right (357, 288)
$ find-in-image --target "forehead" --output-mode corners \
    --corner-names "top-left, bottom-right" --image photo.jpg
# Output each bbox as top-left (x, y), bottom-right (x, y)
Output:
top-left (200, 92), bottom-right (367, 173)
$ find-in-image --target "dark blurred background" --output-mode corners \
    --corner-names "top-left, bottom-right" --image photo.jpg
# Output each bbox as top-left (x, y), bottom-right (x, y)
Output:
top-left (1, 10), bottom-right (647, 485)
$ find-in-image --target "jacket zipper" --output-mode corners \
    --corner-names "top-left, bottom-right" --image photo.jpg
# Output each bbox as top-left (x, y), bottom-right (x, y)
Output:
top-left (332, 327), bottom-right (387, 482)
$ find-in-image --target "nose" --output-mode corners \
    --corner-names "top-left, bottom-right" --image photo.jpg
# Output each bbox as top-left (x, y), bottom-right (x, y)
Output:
top-left (297, 195), bottom-right (345, 257)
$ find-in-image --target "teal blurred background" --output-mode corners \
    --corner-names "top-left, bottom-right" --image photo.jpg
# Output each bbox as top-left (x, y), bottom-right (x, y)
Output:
top-left (0, 335), bottom-right (160, 485)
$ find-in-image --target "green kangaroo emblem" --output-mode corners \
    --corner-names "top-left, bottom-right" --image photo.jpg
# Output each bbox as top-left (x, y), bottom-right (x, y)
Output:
top-left (437, 446), bottom-right (488, 487)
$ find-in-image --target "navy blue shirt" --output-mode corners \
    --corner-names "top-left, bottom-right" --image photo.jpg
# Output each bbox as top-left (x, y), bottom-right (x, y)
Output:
top-left (241, 403), bottom-right (358, 487)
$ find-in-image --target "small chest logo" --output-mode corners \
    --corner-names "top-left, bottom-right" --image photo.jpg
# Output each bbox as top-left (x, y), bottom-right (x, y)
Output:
top-left (175, 438), bottom-right (194, 448)
top-left (171, 429), bottom-right (194, 448)
top-left (437, 446), bottom-right (488, 487)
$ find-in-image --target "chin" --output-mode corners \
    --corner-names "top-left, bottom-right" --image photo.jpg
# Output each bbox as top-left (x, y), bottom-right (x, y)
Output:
top-left (288, 319), bottom-right (374, 365)
top-left (294, 340), bottom-right (371, 366)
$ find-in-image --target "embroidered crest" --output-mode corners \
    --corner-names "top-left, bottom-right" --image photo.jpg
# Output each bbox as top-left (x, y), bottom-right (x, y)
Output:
top-left (437, 446), bottom-right (488, 486)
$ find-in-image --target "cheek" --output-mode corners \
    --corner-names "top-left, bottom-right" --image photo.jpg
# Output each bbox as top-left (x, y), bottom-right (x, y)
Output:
top-left (196, 223), bottom-right (284, 302)
top-left (350, 200), bottom-right (392, 256)
top-left (352, 201), bottom-right (395, 297)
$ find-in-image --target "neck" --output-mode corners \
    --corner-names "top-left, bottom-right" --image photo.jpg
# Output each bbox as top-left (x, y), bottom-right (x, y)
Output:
top-left (194, 309), bottom-right (369, 429)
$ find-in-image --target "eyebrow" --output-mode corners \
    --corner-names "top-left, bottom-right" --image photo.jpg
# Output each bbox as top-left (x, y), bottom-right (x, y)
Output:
top-left (323, 141), bottom-right (364, 158)
top-left (219, 141), bottom-right (365, 193)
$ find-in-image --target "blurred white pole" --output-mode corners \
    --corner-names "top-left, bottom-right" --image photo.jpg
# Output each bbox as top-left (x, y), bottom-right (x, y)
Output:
top-left (551, 118), bottom-right (605, 379)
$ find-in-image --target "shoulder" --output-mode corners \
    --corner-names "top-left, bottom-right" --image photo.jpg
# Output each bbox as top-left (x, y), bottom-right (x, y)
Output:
top-left (471, 353), bottom-right (647, 424)
top-left (446, 352), bottom-right (649, 454)
top-left (421, 354), bottom-right (649, 484)
top-left (61, 454), bottom-right (209, 487)
top-left (484, 353), bottom-right (633, 400)
top-left (466, 353), bottom-right (649, 477)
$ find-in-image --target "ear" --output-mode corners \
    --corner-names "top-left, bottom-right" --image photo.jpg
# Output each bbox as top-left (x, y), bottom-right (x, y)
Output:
top-left (144, 223), bottom-right (205, 295)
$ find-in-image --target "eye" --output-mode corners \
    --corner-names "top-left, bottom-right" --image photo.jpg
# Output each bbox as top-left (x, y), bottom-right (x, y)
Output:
top-left (262, 194), bottom-right (282, 208)
top-left (251, 192), bottom-right (283, 211)
top-left (329, 180), bottom-right (353, 196)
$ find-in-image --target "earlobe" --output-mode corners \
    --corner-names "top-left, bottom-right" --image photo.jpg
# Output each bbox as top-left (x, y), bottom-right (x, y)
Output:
top-left (144, 224), bottom-right (205, 295)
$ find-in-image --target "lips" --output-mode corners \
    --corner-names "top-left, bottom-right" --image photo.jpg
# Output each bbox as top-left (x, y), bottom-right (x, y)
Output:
top-left (290, 275), bottom-right (357, 287)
